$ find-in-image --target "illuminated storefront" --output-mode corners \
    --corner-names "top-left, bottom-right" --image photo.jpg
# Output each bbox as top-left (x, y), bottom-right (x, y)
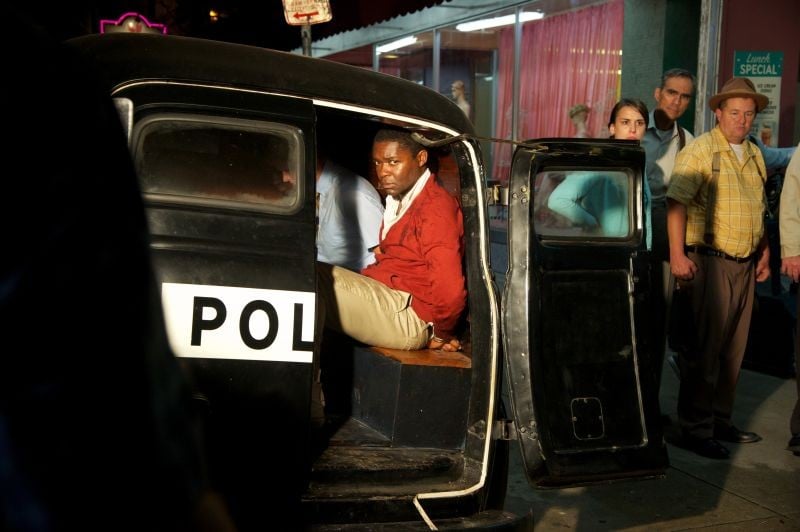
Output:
top-left (305, 0), bottom-right (623, 184)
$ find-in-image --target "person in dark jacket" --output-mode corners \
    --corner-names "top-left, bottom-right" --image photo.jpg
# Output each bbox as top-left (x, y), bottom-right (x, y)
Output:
top-left (1, 10), bottom-right (234, 531)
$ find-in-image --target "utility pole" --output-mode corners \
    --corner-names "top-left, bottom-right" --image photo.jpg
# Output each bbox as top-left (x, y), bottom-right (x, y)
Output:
top-left (301, 18), bottom-right (312, 57)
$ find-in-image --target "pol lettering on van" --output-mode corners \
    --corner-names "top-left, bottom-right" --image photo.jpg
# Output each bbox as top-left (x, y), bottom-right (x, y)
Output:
top-left (161, 282), bottom-right (315, 363)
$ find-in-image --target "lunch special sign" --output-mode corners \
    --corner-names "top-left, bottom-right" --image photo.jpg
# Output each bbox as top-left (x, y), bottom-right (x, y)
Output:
top-left (734, 51), bottom-right (783, 147)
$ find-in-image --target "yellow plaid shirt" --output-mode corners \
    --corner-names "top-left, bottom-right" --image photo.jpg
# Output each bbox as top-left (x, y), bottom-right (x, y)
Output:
top-left (666, 126), bottom-right (767, 258)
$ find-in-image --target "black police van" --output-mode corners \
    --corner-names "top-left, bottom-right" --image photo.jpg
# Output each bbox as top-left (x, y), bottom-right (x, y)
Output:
top-left (69, 33), bottom-right (666, 530)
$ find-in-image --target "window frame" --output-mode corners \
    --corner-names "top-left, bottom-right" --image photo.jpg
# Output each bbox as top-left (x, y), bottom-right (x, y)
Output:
top-left (131, 112), bottom-right (306, 216)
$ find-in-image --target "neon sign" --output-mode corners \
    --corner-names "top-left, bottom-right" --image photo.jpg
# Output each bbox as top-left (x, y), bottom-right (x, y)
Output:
top-left (99, 12), bottom-right (168, 35)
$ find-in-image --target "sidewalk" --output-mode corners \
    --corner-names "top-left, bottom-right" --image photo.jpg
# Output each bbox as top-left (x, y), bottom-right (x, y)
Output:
top-left (504, 350), bottom-right (800, 530)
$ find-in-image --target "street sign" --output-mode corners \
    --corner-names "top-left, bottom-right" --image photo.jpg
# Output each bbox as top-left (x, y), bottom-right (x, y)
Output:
top-left (282, 0), bottom-right (332, 26)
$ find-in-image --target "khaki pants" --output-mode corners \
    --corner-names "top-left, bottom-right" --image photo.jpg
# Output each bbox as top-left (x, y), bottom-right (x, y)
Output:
top-left (316, 263), bottom-right (430, 350)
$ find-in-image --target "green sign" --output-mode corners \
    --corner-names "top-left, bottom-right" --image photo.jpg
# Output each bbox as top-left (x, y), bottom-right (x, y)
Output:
top-left (734, 51), bottom-right (783, 77)
top-left (733, 51), bottom-right (784, 146)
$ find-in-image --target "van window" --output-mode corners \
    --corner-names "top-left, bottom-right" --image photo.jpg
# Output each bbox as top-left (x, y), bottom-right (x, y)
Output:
top-left (533, 169), bottom-right (633, 241)
top-left (131, 114), bottom-right (303, 213)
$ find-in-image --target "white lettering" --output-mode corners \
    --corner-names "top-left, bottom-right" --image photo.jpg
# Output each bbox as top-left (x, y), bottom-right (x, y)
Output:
top-left (745, 52), bottom-right (770, 63)
top-left (740, 64), bottom-right (777, 75)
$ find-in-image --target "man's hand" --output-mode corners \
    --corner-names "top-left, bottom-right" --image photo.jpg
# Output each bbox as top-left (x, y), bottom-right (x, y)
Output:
top-left (427, 337), bottom-right (462, 352)
top-left (755, 245), bottom-right (771, 282)
top-left (781, 255), bottom-right (800, 282)
top-left (670, 252), bottom-right (697, 281)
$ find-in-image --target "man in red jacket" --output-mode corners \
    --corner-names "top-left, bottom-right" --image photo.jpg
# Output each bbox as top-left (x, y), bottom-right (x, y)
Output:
top-left (317, 129), bottom-right (466, 351)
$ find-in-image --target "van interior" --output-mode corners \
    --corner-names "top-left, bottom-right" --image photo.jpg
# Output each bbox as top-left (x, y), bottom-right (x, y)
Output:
top-left (305, 109), bottom-right (495, 516)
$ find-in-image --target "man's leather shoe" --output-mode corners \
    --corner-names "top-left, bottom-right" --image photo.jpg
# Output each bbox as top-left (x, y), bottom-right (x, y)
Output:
top-left (714, 424), bottom-right (762, 443)
top-left (683, 435), bottom-right (730, 459)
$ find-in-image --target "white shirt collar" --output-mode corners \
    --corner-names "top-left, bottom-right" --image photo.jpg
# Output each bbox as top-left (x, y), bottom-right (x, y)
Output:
top-left (382, 169), bottom-right (431, 239)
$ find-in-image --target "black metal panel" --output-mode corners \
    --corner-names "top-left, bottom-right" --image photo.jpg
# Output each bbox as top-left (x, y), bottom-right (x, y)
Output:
top-left (504, 139), bottom-right (668, 487)
top-left (185, 358), bottom-right (311, 520)
top-left (352, 350), bottom-right (400, 438)
top-left (394, 364), bottom-right (470, 448)
top-left (351, 348), bottom-right (470, 448)
top-left (536, 270), bottom-right (645, 453)
top-left (120, 82), bottom-right (318, 525)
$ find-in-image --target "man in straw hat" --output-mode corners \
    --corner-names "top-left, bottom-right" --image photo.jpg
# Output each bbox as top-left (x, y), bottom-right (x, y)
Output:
top-left (665, 77), bottom-right (771, 459)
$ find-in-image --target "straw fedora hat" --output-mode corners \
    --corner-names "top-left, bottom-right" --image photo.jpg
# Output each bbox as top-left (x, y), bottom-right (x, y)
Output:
top-left (708, 77), bottom-right (768, 112)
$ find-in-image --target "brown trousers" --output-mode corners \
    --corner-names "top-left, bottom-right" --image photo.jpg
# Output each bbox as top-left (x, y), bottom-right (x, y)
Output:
top-left (676, 252), bottom-right (755, 439)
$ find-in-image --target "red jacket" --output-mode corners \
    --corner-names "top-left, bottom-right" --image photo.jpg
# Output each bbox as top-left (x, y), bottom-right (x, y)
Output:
top-left (362, 176), bottom-right (466, 339)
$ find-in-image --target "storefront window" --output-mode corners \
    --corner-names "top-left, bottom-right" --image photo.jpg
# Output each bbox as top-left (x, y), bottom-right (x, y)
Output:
top-left (376, 32), bottom-right (433, 88)
top-left (492, 1), bottom-right (623, 182)
top-left (440, 12), bottom-right (514, 186)
top-left (313, 0), bottom-right (624, 228)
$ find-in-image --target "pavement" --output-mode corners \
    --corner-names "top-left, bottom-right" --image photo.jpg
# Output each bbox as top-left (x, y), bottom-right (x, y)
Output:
top-left (503, 284), bottom-right (800, 531)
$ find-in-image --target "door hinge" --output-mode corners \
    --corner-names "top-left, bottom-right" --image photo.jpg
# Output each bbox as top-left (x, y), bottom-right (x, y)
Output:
top-left (487, 183), bottom-right (510, 206)
top-left (493, 419), bottom-right (517, 440)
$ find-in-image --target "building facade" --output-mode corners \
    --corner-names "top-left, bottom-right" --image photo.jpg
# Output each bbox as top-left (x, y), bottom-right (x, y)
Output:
top-left (301, 0), bottom-right (798, 184)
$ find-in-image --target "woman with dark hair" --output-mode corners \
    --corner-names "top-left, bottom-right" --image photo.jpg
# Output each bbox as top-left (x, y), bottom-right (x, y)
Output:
top-left (608, 98), bottom-right (650, 139)
top-left (547, 98), bottom-right (652, 246)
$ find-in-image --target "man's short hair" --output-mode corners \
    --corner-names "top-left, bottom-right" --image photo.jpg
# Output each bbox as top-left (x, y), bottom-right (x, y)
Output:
top-left (374, 129), bottom-right (425, 157)
top-left (660, 68), bottom-right (696, 91)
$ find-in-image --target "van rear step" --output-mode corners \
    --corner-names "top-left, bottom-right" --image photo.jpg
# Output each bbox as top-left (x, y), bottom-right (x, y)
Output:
top-left (311, 446), bottom-right (464, 484)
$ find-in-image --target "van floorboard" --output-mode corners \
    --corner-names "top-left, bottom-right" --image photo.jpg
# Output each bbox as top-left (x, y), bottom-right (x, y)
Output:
top-left (311, 445), bottom-right (464, 482)
top-left (326, 417), bottom-right (390, 446)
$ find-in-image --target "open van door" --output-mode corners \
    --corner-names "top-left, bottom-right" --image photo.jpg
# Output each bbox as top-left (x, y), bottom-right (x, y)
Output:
top-left (502, 139), bottom-right (668, 487)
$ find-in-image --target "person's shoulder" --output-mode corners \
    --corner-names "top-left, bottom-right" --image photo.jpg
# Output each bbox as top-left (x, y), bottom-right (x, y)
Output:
top-left (557, 171), bottom-right (599, 186)
top-left (641, 128), bottom-right (659, 145)
top-left (352, 174), bottom-right (381, 198)
top-left (425, 176), bottom-right (459, 202)
top-left (414, 177), bottom-right (460, 216)
top-left (327, 164), bottom-right (375, 192)
top-left (680, 129), bottom-right (714, 154)
top-left (337, 175), bottom-right (382, 211)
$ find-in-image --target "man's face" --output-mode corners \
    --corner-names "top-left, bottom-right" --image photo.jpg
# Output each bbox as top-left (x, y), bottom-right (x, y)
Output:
top-left (714, 97), bottom-right (757, 144)
top-left (372, 140), bottom-right (427, 199)
top-left (653, 76), bottom-right (694, 122)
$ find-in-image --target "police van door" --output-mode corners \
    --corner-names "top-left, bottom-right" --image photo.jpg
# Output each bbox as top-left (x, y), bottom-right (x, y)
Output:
top-left (114, 84), bottom-right (317, 509)
top-left (502, 139), bottom-right (668, 487)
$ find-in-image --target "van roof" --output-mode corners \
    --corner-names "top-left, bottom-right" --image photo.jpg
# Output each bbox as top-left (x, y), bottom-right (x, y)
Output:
top-left (67, 33), bottom-right (474, 134)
